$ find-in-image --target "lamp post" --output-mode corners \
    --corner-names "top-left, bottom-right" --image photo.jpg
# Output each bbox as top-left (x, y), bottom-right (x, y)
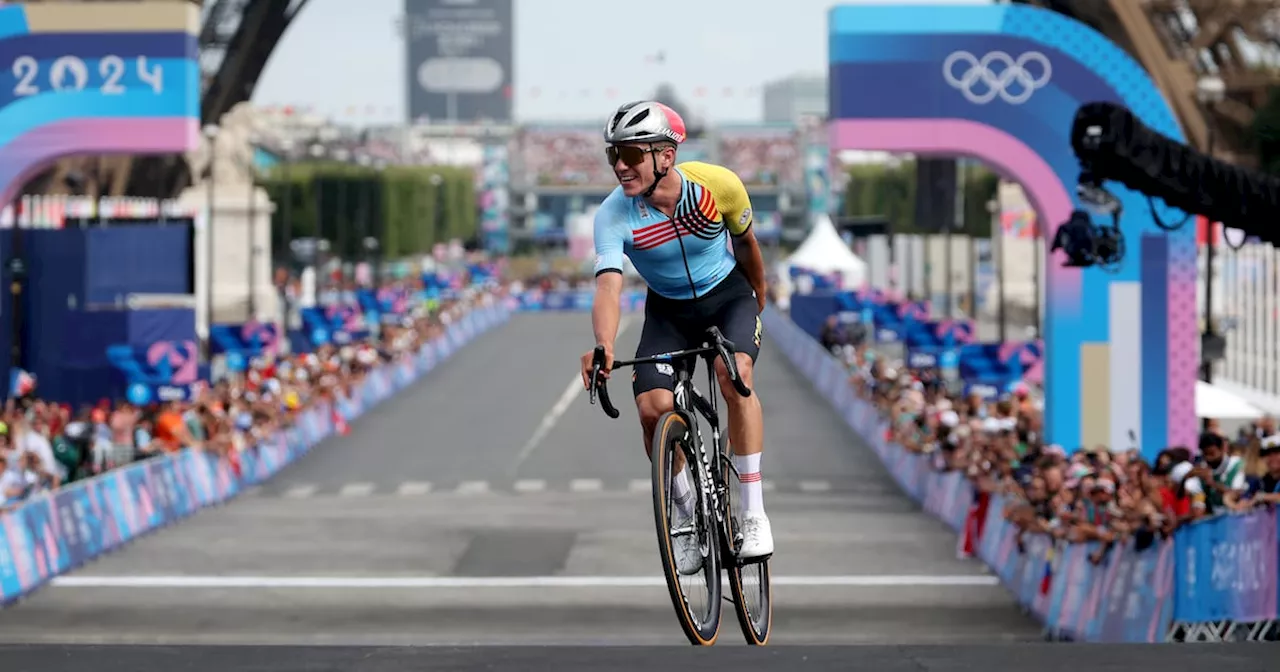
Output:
top-left (987, 194), bottom-right (1005, 343)
top-left (332, 147), bottom-right (351, 285)
top-left (279, 137), bottom-right (295, 270)
top-left (202, 124), bottom-right (220, 358)
top-left (429, 172), bottom-right (445, 246)
top-left (372, 158), bottom-right (388, 282)
top-left (356, 153), bottom-right (372, 286)
top-left (1198, 75), bottom-right (1225, 384)
top-left (247, 134), bottom-right (259, 321)
top-left (308, 141), bottom-right (327, 288)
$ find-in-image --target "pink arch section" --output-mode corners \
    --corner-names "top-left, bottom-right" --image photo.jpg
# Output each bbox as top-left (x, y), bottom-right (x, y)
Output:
top-left (0, 117), bottom-right (199, 208)
top-left (830, 119), bottom-right (1081, 311)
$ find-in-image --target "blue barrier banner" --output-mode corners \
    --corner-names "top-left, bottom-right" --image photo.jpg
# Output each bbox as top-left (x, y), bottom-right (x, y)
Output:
top-left (510, 289), bottom-right (646, 313)
top-left (0, 304), bottom-right (511, 606)
top-left (1174, 508), bottom-right (1278, 624)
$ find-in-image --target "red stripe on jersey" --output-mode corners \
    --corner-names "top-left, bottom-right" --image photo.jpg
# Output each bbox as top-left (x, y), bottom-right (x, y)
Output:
top-left (634, 228), bottom-right (685, 250)
top-left (634, 221), bottom-right (677, 246)
top-left (699, 190), bottom-right (720, 221)
top-left (634, 219), bottom-right (670, 236)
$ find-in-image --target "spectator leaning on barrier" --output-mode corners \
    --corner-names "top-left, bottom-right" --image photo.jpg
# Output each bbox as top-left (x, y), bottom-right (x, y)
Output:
top-left (842, 343), bottom-right (1265, 564)
top-left (0, 285), bottom-right (502, 511)
top-left (1224, 434), bottom-right (1280, 510)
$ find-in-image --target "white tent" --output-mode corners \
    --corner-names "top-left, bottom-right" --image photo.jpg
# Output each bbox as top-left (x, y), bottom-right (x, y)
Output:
top-left (1197, 380), bottom-right (1265, 420)
top-left (785, 215), bottom-right (868, 288)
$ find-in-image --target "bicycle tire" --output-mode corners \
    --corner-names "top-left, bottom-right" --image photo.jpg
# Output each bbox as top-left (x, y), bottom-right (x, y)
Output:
top-left (719, 432), bottom-right (773, 645)
top-left (651, 410), bottom-right (722, 645)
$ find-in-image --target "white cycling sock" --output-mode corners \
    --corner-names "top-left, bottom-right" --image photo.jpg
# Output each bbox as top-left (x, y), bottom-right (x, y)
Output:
top-left (733, 452), bottom-right (765, 516)
top-left (672, 467), bottom-right (696, 520)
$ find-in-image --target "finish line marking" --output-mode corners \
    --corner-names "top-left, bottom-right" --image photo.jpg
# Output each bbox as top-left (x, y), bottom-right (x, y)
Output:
top-left (50, 574), bottom-right (998, 589)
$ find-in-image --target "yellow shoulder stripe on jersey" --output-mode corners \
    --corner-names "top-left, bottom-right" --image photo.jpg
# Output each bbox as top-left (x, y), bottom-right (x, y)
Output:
top-left (678, 161), bottom-right (754, 236)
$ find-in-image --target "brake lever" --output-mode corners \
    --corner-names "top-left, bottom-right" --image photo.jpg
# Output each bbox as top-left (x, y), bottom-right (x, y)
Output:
top-left (589, 362), bottom-right (601, 406)
top-left (590, 345), bottom-right (621, 418)
top-left (707, 328), bottom-right (752, 398)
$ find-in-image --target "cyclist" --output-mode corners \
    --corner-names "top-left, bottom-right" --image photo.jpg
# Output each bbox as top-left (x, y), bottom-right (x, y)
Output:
top-left (578, 101), bottom-right (773, 575)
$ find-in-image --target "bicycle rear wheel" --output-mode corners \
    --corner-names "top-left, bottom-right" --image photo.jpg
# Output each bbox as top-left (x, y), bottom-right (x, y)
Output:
top-left (719, 434), bottom-right (773, 645)
top-left (651, 410), bottom-right (722, 645)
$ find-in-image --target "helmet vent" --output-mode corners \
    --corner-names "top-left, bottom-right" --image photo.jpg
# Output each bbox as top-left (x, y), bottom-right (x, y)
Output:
top-left (625, 109), bottom-right (651, 127)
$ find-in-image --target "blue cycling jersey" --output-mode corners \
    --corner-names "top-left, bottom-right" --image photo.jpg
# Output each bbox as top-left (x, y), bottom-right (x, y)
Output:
top-left (592, 161), bottom-right (755, 301)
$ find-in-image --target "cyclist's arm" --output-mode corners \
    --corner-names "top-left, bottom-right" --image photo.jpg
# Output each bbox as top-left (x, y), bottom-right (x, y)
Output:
top-left (718, 169), bottom-right (768, 310)
top-left (592, 206), bottom-right (627, 353)
top-left (593, 273), bottom-right (624, 351)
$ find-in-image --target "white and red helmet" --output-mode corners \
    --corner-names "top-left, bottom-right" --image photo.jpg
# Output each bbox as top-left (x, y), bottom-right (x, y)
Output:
top-left (603, 101), bottom-right (687, 145)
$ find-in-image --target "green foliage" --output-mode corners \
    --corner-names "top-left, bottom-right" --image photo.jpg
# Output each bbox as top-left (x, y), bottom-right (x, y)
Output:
top-left (1250, 86), bottom-right (1280, 175)
top-left (257, 162), bottom-right (477, 262)
top-left (842, 159), bottom-right (999, 237)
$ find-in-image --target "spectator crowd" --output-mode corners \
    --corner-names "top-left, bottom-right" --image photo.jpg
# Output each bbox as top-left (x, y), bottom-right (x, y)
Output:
top-left (0, 289), bottom-right (498, 512)
top-left (844, 342), bottom-right (1280, 563)
top-left (513, 127), bottom-right (805, 188)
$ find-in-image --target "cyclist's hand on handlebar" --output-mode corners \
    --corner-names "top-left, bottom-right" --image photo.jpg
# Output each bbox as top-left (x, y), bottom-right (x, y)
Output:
top-left (580, 345), bottom-right (614, 390)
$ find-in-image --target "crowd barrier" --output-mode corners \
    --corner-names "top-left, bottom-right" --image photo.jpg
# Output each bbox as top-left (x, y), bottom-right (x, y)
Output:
top-left (0, 303), bottom-right (511, 606)
top-left (761, 305), bottom-right (1280, 643)
top-left (507, 289), bottom-right (646, 312)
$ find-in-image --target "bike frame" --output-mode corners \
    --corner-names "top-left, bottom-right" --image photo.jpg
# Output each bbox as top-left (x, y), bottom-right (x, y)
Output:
top-left (668, 349), bottom-right (731, 537)
top-left (589, 327), bottom-right (752, 555)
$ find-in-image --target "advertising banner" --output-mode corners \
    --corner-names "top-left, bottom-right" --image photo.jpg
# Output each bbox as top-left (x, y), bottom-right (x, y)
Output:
top-left (404, 0), bottom-right (513, 124)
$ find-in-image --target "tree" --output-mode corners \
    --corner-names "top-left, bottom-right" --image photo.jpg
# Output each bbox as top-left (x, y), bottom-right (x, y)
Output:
top-left (1250, 86), bottom-right (1280, 175)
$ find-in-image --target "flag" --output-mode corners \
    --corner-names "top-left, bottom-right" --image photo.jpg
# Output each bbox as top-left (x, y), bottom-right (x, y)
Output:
top-left (957, 491), bottom-right (990, 558)
top-left (332, 407), bottom-right (350, 436)
top-left (1039, 545), bottom-right (1055, 596)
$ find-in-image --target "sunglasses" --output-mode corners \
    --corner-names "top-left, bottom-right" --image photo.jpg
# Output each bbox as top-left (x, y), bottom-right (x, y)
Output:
top-left (606, 144), bottom-right (661, 167)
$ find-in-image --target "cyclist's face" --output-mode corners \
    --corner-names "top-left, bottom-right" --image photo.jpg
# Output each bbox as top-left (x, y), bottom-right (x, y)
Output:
top-left (608, 143), bottom-right (670, 196)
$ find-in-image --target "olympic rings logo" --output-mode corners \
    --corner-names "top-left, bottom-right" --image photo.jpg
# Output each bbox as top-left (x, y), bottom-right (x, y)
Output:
top-left (943, 51), bottom-right (1052, 105)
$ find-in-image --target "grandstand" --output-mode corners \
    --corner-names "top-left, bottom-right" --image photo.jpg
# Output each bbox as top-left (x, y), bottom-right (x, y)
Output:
top-left (242, 112), bottom-right (815, 251)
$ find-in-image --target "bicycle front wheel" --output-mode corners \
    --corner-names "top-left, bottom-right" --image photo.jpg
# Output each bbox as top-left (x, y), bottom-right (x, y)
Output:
top-left (651, 410), bottom-right (722, 645)
top-left (720, 433), bottom-right (773, 645)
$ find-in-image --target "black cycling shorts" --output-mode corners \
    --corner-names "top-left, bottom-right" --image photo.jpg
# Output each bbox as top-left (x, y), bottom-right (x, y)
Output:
top-left (631, 265), bottom-right (762, 397)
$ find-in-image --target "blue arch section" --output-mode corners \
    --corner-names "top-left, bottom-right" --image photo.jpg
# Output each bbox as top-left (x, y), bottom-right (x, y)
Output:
top-left (828, 3), bottom-right (1197, 455)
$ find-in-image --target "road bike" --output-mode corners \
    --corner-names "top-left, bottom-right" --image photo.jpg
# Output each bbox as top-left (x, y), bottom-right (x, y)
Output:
top-left (588, 326), bottom-right (772, 646)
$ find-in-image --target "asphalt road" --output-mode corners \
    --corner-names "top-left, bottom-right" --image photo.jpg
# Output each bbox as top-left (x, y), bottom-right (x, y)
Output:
top-left (0, 312), bottom-right (1038, 647)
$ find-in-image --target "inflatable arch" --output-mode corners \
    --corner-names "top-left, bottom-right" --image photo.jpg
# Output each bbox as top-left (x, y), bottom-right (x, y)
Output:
top-left (829, 4), bottom-right (1197, 456)
top-left (0, 2), bottom-right (199, 208)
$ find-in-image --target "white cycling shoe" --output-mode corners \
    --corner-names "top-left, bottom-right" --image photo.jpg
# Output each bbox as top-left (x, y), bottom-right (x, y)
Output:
top-left (738, 512), bottom-right (774, 560)
top-left (672, 512), bottom-right (705, 575)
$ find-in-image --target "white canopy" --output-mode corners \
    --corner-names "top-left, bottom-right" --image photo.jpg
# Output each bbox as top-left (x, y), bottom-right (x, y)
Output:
top-left (1197, 380), bottom-right (1265, 420)
top-left (785, 215), bottom-right (868, 288)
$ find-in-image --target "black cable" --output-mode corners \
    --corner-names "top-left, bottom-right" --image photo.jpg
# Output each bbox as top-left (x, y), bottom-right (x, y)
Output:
top-left (1146, 194), bottom-right (1192, 232)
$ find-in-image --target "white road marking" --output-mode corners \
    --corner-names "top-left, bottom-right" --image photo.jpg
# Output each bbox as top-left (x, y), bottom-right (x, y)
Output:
top-left (762, 479), bottom-right (777, 492)
top-left (510, 316), bottom-right (633, 476)
top-left (513, 479), bottom-right (546, 493)
top-left (339, 483), bottom-right (375, 497)
top-left (569, 478), bottom-right (602, 492)
top-left (629, 479), bottom-right (651, 493)
top-left (799, 480), bottom-right (832, 493)
top-left (283, 485), bottom-right (317, 499)
top-left (51, 574), bottom-right (1000, 589)
top-left (456, 480), bottom-right (489, 495)
top-left (397, 482), bottom-right (432, 496)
